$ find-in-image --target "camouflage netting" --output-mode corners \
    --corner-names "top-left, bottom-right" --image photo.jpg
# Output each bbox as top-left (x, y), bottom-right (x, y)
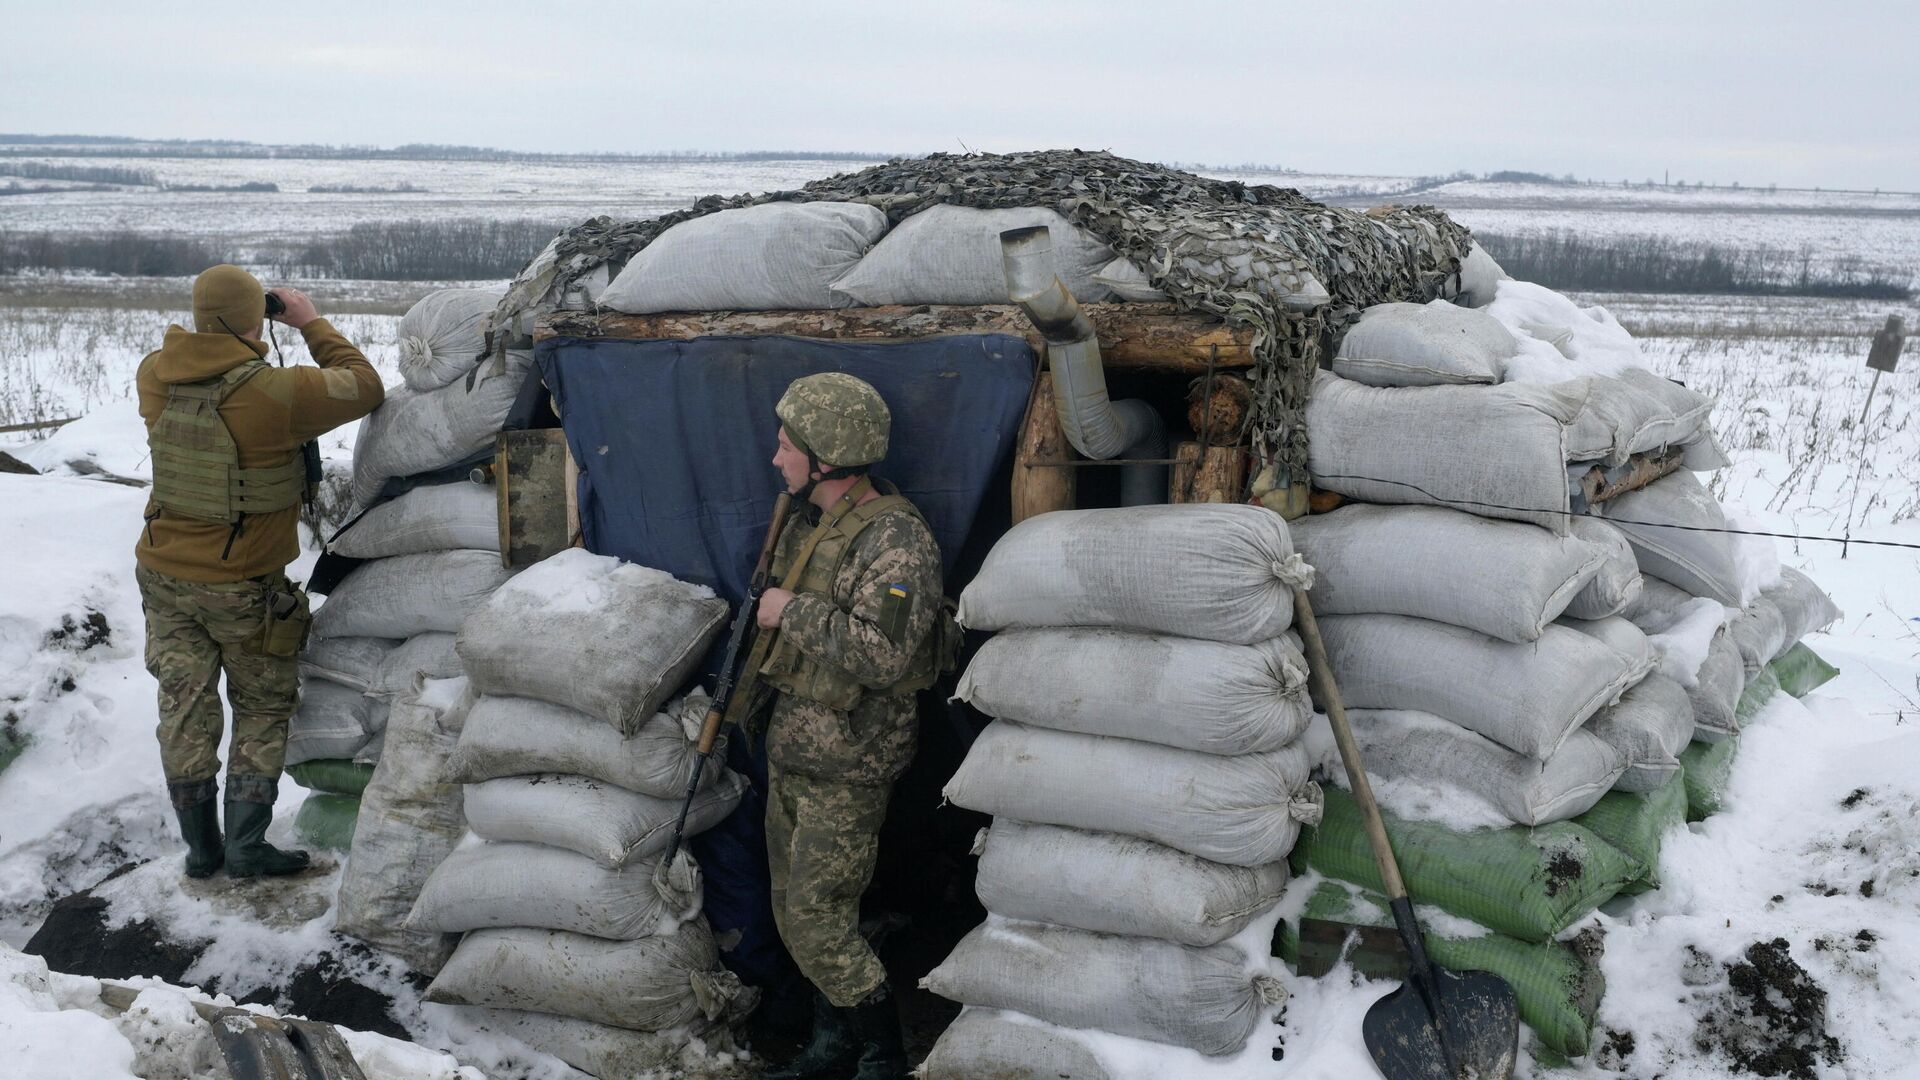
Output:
top-left (490, 149), bottom-right (1474, 478)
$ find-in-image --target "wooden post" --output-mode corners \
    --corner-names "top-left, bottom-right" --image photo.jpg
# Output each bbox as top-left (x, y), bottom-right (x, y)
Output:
top-left (1170, 440), bottom-right (1250, 504)
top-left (1011, 370), bottom-right (1076, 523)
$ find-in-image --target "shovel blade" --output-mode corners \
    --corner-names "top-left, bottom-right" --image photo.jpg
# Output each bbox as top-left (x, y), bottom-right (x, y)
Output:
top-left (1363, 967), bottom-right (1519, 1080)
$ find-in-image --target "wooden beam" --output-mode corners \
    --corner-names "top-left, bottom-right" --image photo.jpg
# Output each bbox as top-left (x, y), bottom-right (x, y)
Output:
top-left (1170, 440), bottom-right (1250, 505)
top-left (537, 303), bottom-right (1257, 373)
top-left (1011, 370), bottom-right (1076, 523)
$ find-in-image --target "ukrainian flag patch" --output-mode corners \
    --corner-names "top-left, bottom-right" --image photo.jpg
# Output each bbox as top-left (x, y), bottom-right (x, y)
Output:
top-left (887, 584), bottom-right (909, 598)
top-left (881, 584), bottom-right (911, 642)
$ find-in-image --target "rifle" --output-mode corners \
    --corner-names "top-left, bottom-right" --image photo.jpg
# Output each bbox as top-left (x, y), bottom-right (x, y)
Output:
top-left (663, 492), bottom-right (794, 867)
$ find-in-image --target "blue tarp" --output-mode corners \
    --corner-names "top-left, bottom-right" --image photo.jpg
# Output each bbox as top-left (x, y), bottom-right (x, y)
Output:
top-left (537, 332), bottom-right (1032, 985)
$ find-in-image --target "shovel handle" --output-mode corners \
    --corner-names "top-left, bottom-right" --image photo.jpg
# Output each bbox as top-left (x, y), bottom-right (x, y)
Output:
top-left (1293, 588), bottom-right (1409, 903)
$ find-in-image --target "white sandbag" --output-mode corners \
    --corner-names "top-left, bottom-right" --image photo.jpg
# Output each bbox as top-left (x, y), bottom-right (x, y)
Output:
top-left (425, 921), bottom-right (749, 1032)
top-left (921, 1008), bottom-right (1113, 1080)
top-left (922, 918), bottom-right (1285, 1057)
top-left (1643, 596), bottom-right (1727, 689)
top-left (1561, 369), bottom-right (1715, 466)
top-left (460, 1009), bottom-right (719, 1080)
top-left (1727, 597), bottom-right (1787, 677)
top-left (407, 841), bottom-right (700, 940)
top-left (943, 720), bottom-right (1320, 867)
top-left (311, 550), bottom-right (515, 640)
top-left (830, 204), bottom-right (1114, 307)
top-left (957, 505), bottom-right (1303, 644)
top-left (353, 728), bottom-right (385, 766)
top-left (1315, 614), bottom-right (1637, 759)
top-left (973, 820), bottom-right (1289, 947)
top-left (335, 677), bottom-right (472, 974)
top-left (1563, 517), bottom-right (1643, 619)
top-left (1764, 567), bottom-right (1841, 652)
top-left (1332, 300), bottom-right (1517, 387)
top-left (328, 480), bottom-right (499, 559)
top-left (285, 677), bottom-right (385, 767)
top-left (1316, 710), bottom-right (1624, 826)
top-left (298, 635), bottom-right (398, 692)
top-left (1557, 615), bottom-right (1656, 683)
top-left (1689, 633), bottom-right (1745, 742)
top-left (350, 352), bottom-right (532, 509)
top-left (1451, 241), bottom-right (1509, 309)
top-left (601, 201), bottom-right (887, 314)
top-left (397, 288), bottom-right (503, 392)
top-left (464, 770), bottom-right (746, 869)
top-left (1586, 674), bottom-right (1695, 793)
top-left (457, 549), bottom-right (727, 735)
top-left (1621, 574), bottom-right (1703, 634)
top-left (1290, 504), bottom-right (1604, 643)
top-left (954, 628), bottom-right (1309, 755)
top-left (1305, 370), bottom-right (1583, 533)
top-left (365, 632), bottom-right (464, 696)
top-left (444, 693), bottom-right (720, 798)
top-left (1588, 470), bottom-right (1740, 605)
top-left (1093, 256), bottom-right (1170, 302)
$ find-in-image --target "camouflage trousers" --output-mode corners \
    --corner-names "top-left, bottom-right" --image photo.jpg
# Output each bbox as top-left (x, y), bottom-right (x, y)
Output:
top-left (765, 761), bottom-right (894, 1007)
top-left (136, 565), bottom-right (298, 801)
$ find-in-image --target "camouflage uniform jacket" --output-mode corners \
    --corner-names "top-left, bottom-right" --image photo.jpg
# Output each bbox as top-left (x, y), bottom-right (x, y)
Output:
top-left (762, 491), bottom-right (943, 787)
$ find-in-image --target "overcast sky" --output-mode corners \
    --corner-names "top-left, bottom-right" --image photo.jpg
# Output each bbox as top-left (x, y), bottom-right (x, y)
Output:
top-left (3, 0), bottom-right (1914, 189)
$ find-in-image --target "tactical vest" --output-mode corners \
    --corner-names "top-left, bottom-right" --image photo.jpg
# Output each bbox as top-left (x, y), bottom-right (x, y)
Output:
top-left (148, 360), bottom-right (306, 524)
top-left (756, 481), bottom-right (958, 712)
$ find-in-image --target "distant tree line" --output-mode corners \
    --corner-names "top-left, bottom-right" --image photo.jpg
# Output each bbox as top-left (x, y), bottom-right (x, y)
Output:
top-left (0, 161), bottom-right (157, 185)
top-left (280, 218), bottom-right (565, 280)
top-left (0, 229), bottom-right (228, 276)
top-left (1474, 230), bottom-right (1913, 301)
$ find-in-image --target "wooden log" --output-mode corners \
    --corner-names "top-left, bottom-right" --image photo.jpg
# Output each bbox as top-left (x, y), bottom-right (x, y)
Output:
top-left (1186, 372), bottom-right (1252, 446)
top-left (1011, 371), bottom-right (1076, 523)
top-left (537, 303), bottom-right (1256, 373)
top-left (1169, 440), bottom-right (1250, 505)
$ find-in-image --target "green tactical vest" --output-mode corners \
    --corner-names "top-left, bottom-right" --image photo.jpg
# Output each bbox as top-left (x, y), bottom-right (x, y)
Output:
top-left (149, 360), bottom-right (307, 523)
top-left (756, 481), bottom-right (957, 712)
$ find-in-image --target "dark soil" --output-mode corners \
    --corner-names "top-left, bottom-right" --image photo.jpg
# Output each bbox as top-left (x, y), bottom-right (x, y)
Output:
top-left (1544, 849), bottom-right (1584, 897)
top-left (1693, 938), bottom-right (1843, 1078)
top-left (45, 609), bottom-right (112, 650)
top-left (1839, 788), bottom-right (1870, 809)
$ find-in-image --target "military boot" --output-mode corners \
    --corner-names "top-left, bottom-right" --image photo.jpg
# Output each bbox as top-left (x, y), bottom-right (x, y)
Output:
top-left (846, 983), bottom-right (910, 1080)
top-left (167, 779), bottom-right (223, 879)
top-left (764, 989), bottom-right (858, 1080)
top-left (223, 773), bottom-right (310, 878)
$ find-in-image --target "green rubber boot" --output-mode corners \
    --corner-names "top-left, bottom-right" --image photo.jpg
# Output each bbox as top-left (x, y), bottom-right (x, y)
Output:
top-left (847, 983), bottom-right (910, 1080)
top-left (764, 989), bottom-right (859, 1080)
top-left (168, 779), bottom-right (223, 879)
top-left (223, 773), bottom-right (310, 878)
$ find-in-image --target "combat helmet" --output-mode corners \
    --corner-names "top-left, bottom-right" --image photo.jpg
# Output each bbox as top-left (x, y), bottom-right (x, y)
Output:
top-left (776, 372), bottom-right (891, 470)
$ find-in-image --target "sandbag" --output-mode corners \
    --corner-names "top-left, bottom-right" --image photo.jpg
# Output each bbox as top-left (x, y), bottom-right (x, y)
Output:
top-left (286, 759), bottom-right (375, 796)
top-left (335, 677), bottom-right (472, 974)
top-left (1620, 573), bottom-right (1700, 633)
top-left (1771, 642), bottom-right (1839, 698)
top-left (1764, 567), bottom-right (1841, 649)
top-left (831, 204), bottom-right (1115, 306)
top-left (1451, 241), bottom-right (1509, 309)
top-left (943, 720), bottom-right (1320, 868)
top-left (328, 481), bottom-right (499, 559)
top-left (920, 1008), bottom-right (1114, 1080)
top-left (1564, 369), bottom-right (1715, 465)
top-left (1292, 786), bottom-right (1641, 942)
top-left (973, 820), bottom-right (1289, 948)
top-left (407, 842), bottom-right (700, 940)
top-left (1679, 736), bottom-right (1738, 821)
top-left (1727, 597), bottom-right (1787, 678)
top-left (600, 201), bottom-right (887, 314)
top-left (1280, 881), bottom-right (1603, 1059)
top-left (1305, 370), bottom-right (1585, 532)
top-left (1290, 504), bottom-right (1605, 643)
top-left (311, 550), bottom-right (515, 639)
top-left (1573, 778), bottom-right (1688, 893)
top-left (1314, 615), bottom-right (1637, 759)
top-left (445, 694), bottom-right (719, 798)
top-left (922, 919), bottom-right (1285, 1057)
top-left (1563, 517), bottom-right (1642, 620)
top-left (366, 632), bottom-right (464, 696)
top-left (396, 288), bottom-right (503, 392)
top-left (298, 635), bottom-right (399, 692)
top-left (292, 792), bottom-right (359, 852)
top-left (1093, 256), bottom-right (1170, 302)
top-left (1332, 300), bottom-right (1517, 387)
top-left (460, 1009), bottom-right (720, 1080)
top-left (350, 353), bottom-right (532, 509)
top-left (957, 505), bottom-right (1303, 644)
top-left (1315, 710), bottom-right (1624, 826)
top-left (954, 628), bottom-right (1309, 755)
top-left (1588, 470), bottom-right (1740, 605)
top-left (1556, 615), bottom-right (1656, 683)
top-left (1585, 674), bottom-right (1695, 793)
top-left (464, 770), bottom-right (747, 870)
top-left (457, 549), bottom-right (726, 735)
top-left (1688, 633), bottom-right (1745, 742)
top-left (285, 677), bottom-right (383, 767)
top-left (425, 921), bottom-right (749, 1032)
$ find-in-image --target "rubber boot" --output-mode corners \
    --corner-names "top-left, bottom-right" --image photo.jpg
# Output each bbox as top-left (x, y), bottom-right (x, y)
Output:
top-left (167, 779), bottom-right (223, 879)
top-left (764, 989), bottom-right (859, 1080)
top-left (847, 983), bottom-right (910, 1080)
top-left (223, 773), bottom-right (310, 878)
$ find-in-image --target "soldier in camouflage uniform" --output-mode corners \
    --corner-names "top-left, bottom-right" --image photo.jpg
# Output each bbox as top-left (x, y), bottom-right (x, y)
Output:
top-left (136, 265), bottom-right (384, 879)
top-left (748, 373), bottom-right (944, 1080)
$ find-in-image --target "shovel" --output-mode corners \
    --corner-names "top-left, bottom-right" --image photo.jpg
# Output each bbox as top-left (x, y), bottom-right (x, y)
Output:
top-left (1292, 589), bottom-right (1520, 1080)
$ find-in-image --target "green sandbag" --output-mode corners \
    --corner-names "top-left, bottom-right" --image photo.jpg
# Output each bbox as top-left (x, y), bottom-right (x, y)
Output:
top-left (288, 759), bottom-right (376, 796)
top-left (1290, 786), bottom-right (1641, 943)
top-left (1770, 643), bottom-right (1838, 698)
top-left (1572, 778), bottom-right (1688, 893)
top-left (1736, 667), bottom-right (1781, 726)
top-left (294, 791), bottom-right (361, 851)
top-left (1678, 737), bottom-right (1738, 821)
top-left (1279, 880), bottom-right (1604, 1058)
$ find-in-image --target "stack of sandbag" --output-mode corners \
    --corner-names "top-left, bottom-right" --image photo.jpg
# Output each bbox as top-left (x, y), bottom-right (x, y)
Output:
top-left (412, 549), bottom-right (756, 1071)
top-left (921, 505), bottom-right (1322, 1073)
top-left (350, 287), bottom-right (533, 509)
